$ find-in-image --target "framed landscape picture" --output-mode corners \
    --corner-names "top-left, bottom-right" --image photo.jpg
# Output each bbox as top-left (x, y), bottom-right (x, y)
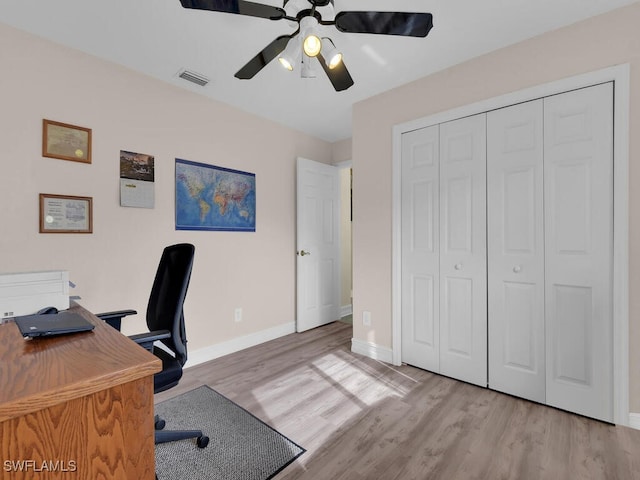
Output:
top-left (175, 158), bottom-right (256, 232)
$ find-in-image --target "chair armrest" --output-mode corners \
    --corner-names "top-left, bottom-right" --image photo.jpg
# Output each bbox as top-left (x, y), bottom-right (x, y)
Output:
top-left (95, 309), bottom-right (137, 331)
top-left (129, 329), bottom-right (171, 352)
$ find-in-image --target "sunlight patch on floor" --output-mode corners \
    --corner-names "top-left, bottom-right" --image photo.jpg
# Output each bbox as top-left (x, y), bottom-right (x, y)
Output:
top-left (250, 351), bottom-right (418, 421)
top-left (245, 345), bottom-right (428, 466)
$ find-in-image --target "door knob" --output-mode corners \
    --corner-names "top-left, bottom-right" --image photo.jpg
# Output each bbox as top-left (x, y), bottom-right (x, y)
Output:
top-left (454, 263), bottom-right (462, 270)
top-left (298, 250), bottom-right (311, 256)
top-left (513, 265), bottom-right (522, 273)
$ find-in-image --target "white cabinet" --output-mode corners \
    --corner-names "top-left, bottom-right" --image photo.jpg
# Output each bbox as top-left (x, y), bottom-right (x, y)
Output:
top-left (401, 83), bottom-right (614, 422)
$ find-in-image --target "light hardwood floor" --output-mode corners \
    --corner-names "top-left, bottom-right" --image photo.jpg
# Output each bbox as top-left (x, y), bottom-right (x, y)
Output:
top-left (155, 322), bottom-right (640, 480)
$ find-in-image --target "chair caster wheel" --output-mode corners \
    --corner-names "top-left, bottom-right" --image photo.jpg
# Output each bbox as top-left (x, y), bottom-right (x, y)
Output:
top-left (155, 419), bottom-right (166, 430)
top-left (197, 436), bottom-right (209, 448)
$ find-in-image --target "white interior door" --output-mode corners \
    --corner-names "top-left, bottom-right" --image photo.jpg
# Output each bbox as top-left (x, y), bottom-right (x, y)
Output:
top-left (487, 100), bottom-right (546, 403)
top-left (439, 114), bottom-right (487, 387)
top-left (296, 157), bottom-right (341, 333)
top-left (401, 125), bottom-right (440, 371)
top-left (544, 83), bottom-right (613, 422)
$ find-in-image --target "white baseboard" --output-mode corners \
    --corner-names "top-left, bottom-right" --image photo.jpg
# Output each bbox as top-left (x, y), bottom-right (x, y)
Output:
top-left (629, 413), bottom-right (640, 430)
top-left (340, 304), bottom-right (353, 318)
top-left (351, 338), bottom-right (393, 364)
top-left (185, 322), bottom-right (296, 368)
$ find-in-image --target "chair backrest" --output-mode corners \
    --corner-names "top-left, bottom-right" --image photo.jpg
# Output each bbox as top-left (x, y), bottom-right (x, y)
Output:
top-left (146, 243), bottom-right (195, 366)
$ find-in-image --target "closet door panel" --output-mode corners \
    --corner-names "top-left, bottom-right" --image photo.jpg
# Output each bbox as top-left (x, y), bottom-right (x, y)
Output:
top-left (439, 114), bottom-right (487, 387)
top-left (444, 277), bottom-right (473, 355)
top-left (544, 83), bottom-right (613, 422)
top-left (487, 100), bottom-right (545, 402)
top-left (401, 126), bottom-right (440, 371)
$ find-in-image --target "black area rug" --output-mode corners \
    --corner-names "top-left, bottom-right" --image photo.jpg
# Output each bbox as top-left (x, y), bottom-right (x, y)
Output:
top-left (155, 385), bottom-right (305, 480)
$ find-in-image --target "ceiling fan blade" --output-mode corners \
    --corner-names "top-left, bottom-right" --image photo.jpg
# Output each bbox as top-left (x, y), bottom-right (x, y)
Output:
top-left (180, 0), bottom-right (285, 20)
top-left (317, 53), bottom-right (354, 92)
top-left (334, 11), bottom-right (433, 37)
top-left (235, 35), bottom-right (293, 79)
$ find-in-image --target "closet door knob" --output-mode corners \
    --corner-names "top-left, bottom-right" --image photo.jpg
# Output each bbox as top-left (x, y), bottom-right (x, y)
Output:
top-left (454, 263), bottom-right (462, 270)
top-left (513, 265), bottom-right (522, 273)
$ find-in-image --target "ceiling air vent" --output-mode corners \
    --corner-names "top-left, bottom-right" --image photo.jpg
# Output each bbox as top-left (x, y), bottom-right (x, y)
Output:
top-left (178, 69), bottom-right (210, 87)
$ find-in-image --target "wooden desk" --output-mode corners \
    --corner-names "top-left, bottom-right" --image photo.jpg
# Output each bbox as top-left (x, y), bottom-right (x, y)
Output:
top-left (0, 304), bottom-right (161, 479)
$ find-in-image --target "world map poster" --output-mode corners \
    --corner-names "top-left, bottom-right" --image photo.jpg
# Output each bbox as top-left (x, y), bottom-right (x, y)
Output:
top-left (175, 158), bottom-right (256, 232)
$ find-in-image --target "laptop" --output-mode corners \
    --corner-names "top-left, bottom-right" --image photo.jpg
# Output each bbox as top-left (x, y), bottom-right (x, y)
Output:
top-left (14, 311), bottom-right (95, 338)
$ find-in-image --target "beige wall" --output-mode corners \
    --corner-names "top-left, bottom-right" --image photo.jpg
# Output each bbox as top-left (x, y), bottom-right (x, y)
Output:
top-left (331, 137), bottom-right (352, 164)
top-left (333, 137), bottom-right (353, 313)
top-left (0, 23), bottom-right (332, 351)
top-left (352, 3), bottom-right (640, 411)
top-left (340, 168), bottom-right (352, 310)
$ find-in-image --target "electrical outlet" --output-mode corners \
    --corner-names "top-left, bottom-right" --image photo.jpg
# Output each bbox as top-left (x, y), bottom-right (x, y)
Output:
top-left (363, 311), bottom-right (372, 327)
top-left (234, 307), bottom-right (242, 322)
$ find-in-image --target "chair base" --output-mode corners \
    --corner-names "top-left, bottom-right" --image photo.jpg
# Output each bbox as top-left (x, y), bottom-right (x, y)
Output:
top-left (154, 415), bottom-right (209, 448)
top-left (155, 429), bottom-right (209, 447)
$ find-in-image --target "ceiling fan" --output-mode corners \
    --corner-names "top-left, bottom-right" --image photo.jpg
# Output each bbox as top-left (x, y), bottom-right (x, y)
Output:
top-left (179, 0), bottom-right (434, 91)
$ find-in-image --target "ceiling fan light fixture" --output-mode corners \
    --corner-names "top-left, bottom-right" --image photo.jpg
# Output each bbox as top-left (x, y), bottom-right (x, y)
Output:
top-left (300, 16), bottom-right (322, 57)
top-left (301, 54), bottom-right (316, 78)
top-left (278, 36), bottom-right (301, 71)
top-left (321, 37), bottom-right (342, 69)
top-left (303, 34), bottom-right (321, 57)
top-left (278, 56), bottom-right (294, 71)
top-left (328, 52), bottom-right (342, 69)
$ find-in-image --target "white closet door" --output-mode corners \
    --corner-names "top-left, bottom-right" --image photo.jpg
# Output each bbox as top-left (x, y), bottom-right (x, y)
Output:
top-left (439, 114), bottom-right (487, 387)
top-left (544, 83), bottom-right (613, 422)
top-left (487, 100), bottom-right (545, 402)
top-left (401, 126), bottom-right (440, 371)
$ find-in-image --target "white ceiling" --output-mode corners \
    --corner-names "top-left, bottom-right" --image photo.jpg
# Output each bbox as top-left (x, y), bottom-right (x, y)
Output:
top-left (1, 0), bottom-right (637, 142)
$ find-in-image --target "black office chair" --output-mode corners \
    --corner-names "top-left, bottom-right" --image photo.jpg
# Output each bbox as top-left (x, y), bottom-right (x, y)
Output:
top-left (97, 243), bottom-right (209, 449)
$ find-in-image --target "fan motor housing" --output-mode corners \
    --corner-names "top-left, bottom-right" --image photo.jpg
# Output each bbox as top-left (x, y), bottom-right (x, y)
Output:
top-left (283, 0), bottom-right (334, 22)
top-left (283, 0), bottom-right (333, 8)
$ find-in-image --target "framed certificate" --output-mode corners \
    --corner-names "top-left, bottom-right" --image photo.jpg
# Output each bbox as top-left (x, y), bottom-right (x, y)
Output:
top-left (39, 194), bottom-right (93, 234)
top-left (42, 119), bottom-right (92, 164)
